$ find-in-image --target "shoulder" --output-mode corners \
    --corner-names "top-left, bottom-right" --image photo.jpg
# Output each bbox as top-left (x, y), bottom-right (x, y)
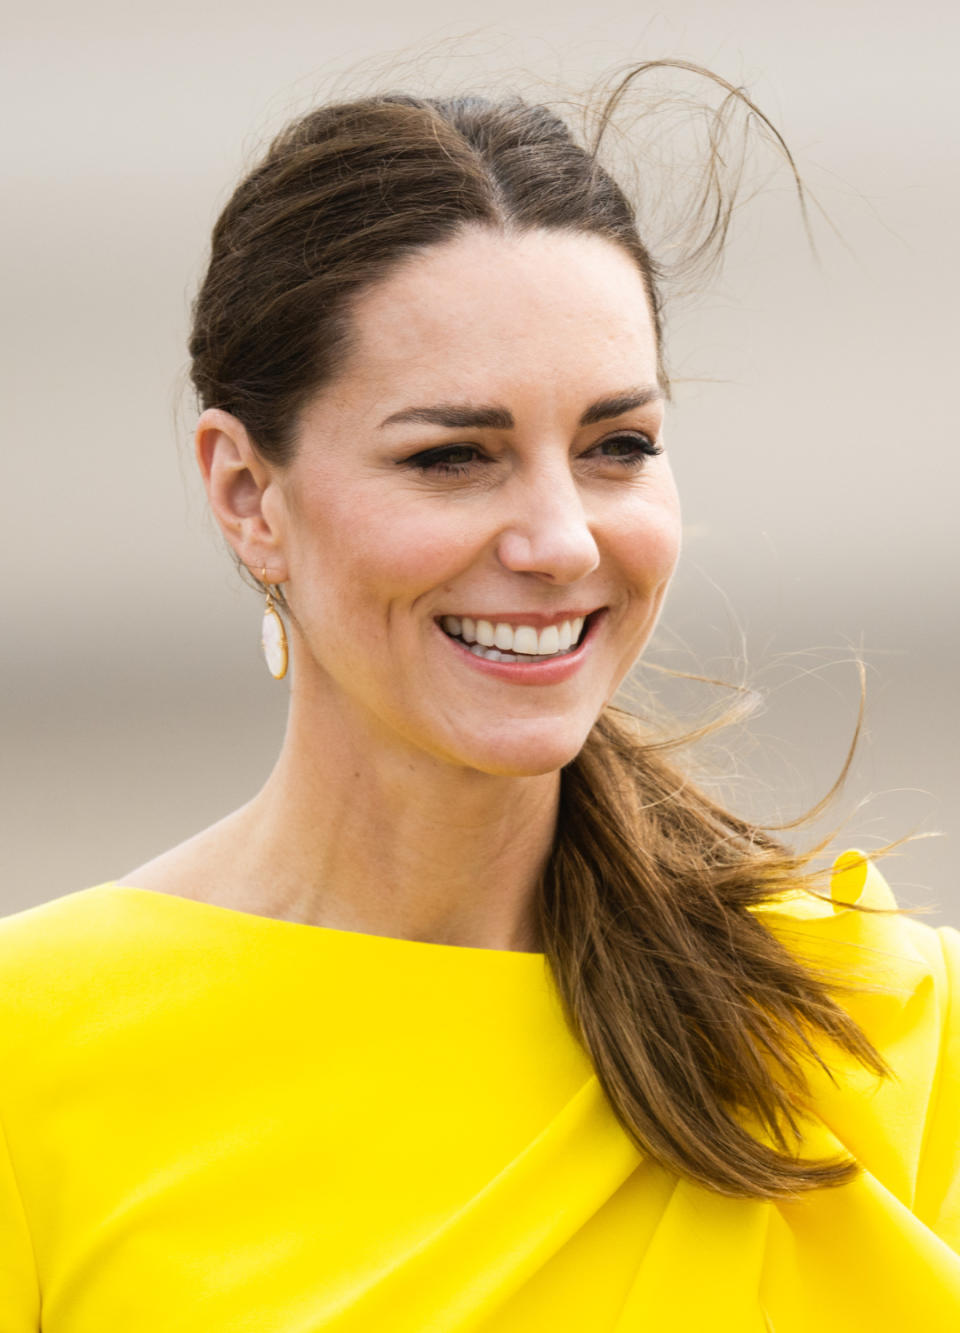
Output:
top-left (0, 884), bottom-right (214, 1038)
top-left (0, 885), bottom-right (136, 999)
top-left (0, 889), bottom-right (127, 1074)
top-left (756, 851), bottom-right (959, 1226)
top-left (753, 849), bottom-right (954, 1017)
top-left (0, 884), bottom-right (127, 967)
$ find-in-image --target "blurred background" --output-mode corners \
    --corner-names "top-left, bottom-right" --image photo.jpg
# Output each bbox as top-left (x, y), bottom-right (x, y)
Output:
top-left (3, 0), bottom-right (957, 921)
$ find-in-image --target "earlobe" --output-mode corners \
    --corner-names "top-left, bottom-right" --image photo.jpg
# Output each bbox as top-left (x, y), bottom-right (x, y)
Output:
top-left (195, 408), bottom-right (288, 579)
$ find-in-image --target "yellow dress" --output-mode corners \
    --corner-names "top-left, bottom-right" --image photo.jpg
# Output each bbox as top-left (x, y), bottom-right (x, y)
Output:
top-left (0, 852), bottom-right (957, 1331)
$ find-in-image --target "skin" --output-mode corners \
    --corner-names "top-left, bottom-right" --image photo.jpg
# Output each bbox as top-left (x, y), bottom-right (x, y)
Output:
top-left (120, 225), bottom-right (682, 952)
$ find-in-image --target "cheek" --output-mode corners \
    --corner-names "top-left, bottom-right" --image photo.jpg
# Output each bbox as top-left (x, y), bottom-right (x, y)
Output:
top-left (290, 488), bottom-right (476, 616)
top-left (611, 491), bottom-right (682, 592)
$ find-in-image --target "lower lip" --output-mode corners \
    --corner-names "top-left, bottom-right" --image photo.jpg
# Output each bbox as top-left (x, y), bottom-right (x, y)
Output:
top-left (435, 610), bottom-right (607, 685)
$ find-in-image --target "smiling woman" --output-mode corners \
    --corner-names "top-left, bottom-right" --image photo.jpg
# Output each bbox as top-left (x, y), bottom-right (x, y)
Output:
top-left (0, 60), bottom-right (958, 1333)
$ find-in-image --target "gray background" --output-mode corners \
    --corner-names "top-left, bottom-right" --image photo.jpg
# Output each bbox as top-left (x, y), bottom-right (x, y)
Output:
top-left (3, 1), bottom-right (957, 922)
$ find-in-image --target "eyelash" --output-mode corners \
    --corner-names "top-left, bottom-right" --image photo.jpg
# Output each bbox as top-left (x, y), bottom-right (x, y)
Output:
top-left (403, 433), bottom-right (664, 478)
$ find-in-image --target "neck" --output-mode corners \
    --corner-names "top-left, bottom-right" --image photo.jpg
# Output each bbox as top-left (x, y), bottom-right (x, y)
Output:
top-left (221, 683), bottom-right (559, 953)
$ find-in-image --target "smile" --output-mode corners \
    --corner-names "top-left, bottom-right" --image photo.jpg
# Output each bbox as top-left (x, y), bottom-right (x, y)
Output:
top-left (438, 613), bottom-right (594, 663)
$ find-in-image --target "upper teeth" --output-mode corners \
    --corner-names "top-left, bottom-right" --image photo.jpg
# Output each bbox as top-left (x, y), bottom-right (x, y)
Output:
top-left (440, 616), bottom-right (586, 655)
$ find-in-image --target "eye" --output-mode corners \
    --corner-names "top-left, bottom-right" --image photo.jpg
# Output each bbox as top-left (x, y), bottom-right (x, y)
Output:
top-left (399, 432), bottom-right (663, 479)
top-left (591, 432), bottom-right (664, 468)
top-left (401, 444), bottom-right (487, 477)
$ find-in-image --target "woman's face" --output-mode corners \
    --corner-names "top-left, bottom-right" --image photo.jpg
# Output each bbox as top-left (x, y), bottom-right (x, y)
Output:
top-left (265, 225), bottom-right (681, 776)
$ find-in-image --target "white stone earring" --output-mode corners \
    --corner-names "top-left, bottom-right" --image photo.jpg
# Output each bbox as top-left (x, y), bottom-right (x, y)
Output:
top-left (260, 569), bottom-right (289, 680)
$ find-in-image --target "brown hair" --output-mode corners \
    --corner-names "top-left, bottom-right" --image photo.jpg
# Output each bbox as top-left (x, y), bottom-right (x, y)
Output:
top-left (189, 61), bottom-right (895, 1199)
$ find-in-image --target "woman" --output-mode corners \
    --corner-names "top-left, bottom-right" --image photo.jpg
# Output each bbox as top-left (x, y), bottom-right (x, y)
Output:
top-left (1, 63), bottom-right (958, 1331)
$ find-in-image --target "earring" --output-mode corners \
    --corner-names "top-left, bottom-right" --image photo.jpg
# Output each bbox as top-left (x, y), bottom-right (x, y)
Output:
top-left (260, 570), bottom-right (289, 680)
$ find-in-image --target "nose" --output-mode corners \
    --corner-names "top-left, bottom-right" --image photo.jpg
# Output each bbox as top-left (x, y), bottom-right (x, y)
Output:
top-left (494, 463), bottom-right (601, 584)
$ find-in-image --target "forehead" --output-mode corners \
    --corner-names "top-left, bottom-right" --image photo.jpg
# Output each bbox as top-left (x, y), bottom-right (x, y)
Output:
top-left (332, 226), bottom-right (659, 410)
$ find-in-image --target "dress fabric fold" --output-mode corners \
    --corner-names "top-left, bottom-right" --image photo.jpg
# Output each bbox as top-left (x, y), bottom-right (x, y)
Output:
top-left (0, 852), bottom-right (957, 1331)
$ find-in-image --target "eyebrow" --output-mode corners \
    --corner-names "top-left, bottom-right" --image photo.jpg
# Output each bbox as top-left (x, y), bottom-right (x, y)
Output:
top-left (378, 385), bottom-right (664, 431)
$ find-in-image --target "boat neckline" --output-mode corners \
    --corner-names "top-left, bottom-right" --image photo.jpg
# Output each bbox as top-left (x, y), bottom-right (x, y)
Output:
top-left (91, 882), bottom-right (549, 961)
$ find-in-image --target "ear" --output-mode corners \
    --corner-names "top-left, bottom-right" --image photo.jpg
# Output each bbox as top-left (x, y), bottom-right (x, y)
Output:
top-left (195, 408), bottom-right (289, 583)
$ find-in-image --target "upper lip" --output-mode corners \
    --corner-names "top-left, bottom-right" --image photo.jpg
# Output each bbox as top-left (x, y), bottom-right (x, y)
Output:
top-left (435, 608), bottom-right (604, 628)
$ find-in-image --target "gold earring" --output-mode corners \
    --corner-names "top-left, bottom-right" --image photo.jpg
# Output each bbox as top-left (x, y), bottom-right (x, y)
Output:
top-left (260, 569), bottom-right (288, 680)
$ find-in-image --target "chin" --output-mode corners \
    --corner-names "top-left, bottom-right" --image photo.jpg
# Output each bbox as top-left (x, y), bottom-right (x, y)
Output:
top-left (451, 724), bottom-right (594, 779)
